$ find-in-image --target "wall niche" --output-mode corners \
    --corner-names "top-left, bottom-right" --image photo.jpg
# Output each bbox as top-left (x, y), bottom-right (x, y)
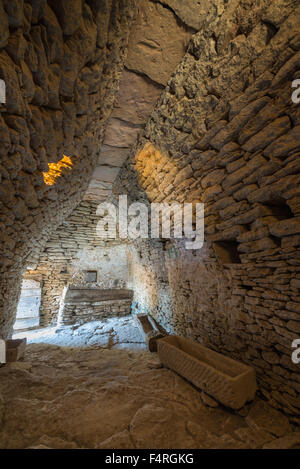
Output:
top-left (213, 241), bottom-right (242, 265)
top-left (85, 271), bottom-right (98, 283)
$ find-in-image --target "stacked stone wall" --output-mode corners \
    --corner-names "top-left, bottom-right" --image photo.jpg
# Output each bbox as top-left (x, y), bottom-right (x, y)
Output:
top-left (116, 0), bottom-right (300, 418)
top-left (25, 199), bottom-right (128, 326)
top-left (61, 298), bottom-right (132, 325)
top-left (0, 0), bottom-right (136, 336)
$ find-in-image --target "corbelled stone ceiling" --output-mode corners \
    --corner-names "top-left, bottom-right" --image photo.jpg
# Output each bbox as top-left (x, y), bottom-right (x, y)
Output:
top-left (0, 0), bottom-right (300, 448)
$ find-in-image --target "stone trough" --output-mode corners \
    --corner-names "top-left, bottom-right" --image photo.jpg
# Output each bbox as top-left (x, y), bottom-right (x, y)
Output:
top-left (157, 336), bottom-right (257, 409)
top-left (135, 314), bottom-right (165, 352)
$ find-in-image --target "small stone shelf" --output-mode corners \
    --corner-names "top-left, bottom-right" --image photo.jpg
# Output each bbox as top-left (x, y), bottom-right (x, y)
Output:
top-left (157, 336), bottom-right (257, 409)
top-left (65, 288), bottom-right (134, 303)
top-left (135, 314), bottom-right (165, 352)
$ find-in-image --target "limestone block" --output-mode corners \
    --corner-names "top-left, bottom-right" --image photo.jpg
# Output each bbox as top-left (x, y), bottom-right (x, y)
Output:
top-left (212, 97), bottom-right (271, 151)
top-left (98, 145), bottom-right (130, 168)
top-left (157, 336), bottom-right (257, 409)
top-left (234, 426), bottom-right (274, 449)
top-left (211, 225), bottom-right (247, 242)
top-left (5, 29), bottom-right (27, 65)
top-left (92, 165), bottom-right (120, 184)
top-left (242, 116), bottom-right (291, 153)
top-left (49, 0), bottom-right (83, 36)
top-left (263, 126), bottom-right (300, 159)
top-left (263, 432), bottom-right (300, 449)
top-left (272, 50), bottom-right (300, 87)
top-left (246, 400), bottom-right (291, 437)
top-left (84, 187), bottom-right (111, 202)
top-left (152, 0), bottom-right (225, 31)
top-left (269, 218), bottom-right (300, 237)
top-left (31, 0), bottom-right (47, 24)
top-left (0, 1), bottom-right (9, 48)
top-left (104, 118), bottom-right (141, 148)
top-left (3, 0), bottom-right (24, 28)
top-left (64, 287), bottom-right (134, 304)
top-left (111, 69), bottom-right (162, 125)
top-left (87, 179), bottom-right (112, 192)
top-left (130, 403), bottom-right (196, 449)
top-left (238, 103), bottom-right (284, 145)
top-left (238, 237), bottom-right (279, 253)
top-left (287, 320), bottom-right (300, 333)
top-left (173, 165), bottom-right (193, 186)
top-left (98, 430), bottom-right (135, 449)
top-left (20, 61), bottom-right (35, 102)
top-left (59, 42), bottom-right (81, 97)
top-left (125, 1), bottom-right (192, 86)
top-left (42, 5), bottom-right (64, 64)
top-left (202, 185), bottom-right (222, 202)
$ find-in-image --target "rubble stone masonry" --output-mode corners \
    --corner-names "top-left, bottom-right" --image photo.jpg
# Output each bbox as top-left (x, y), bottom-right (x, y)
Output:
top-left (0, 0), bottom-right (136, 336)
top-left (116, 0), bottom-right (300, 418)
top-left (25, 199), bottom-right (128, 326)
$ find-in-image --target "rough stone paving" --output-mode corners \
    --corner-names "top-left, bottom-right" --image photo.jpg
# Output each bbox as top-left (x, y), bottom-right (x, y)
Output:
top-left (13, 316), bottom-right (148, 349)
top-left (0, 0), bottom-right (300, 449)
top-left (1, 323), bottom-right (300, 449)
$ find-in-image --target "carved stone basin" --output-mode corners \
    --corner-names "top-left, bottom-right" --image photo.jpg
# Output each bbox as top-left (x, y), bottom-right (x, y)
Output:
top-left (157, 335), bottom-right (257, 409)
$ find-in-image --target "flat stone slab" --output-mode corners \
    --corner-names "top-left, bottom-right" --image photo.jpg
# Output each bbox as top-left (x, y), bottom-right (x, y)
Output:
top-left (246, 400), bottom-right (291, 437)
top-left (157, 335), bottom-right (257, 409)
top-left (65, 288), bottom-right (134, 304)
top-left (103, 118), bottom-right (141, 148)
top-left (263, 432), bottom-right (300, 449)
top-left (125, 1), bottom-right (192, 86)
top-left (92, 165), bottom-right (121, 183)
top-left (97, 145), bottom-right (130, 168)
top-left (151, 0), bottom-right (223, 31)
top-left (111, 69), bottom-right (162, 125)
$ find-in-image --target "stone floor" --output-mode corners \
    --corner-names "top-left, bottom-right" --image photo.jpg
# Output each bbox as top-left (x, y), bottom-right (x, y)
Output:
top-left (13, 316), bottom-right (147, 350)
top-left (1, 318), bottom-right (299, 449)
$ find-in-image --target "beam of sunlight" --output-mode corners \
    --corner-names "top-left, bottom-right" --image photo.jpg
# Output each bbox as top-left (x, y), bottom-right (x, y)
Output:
top-left (43, 155), bottom-right (73, 186)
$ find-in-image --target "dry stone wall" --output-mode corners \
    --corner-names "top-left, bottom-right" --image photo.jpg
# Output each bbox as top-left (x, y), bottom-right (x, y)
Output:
top-left (0, 0), bottom-right (136, 337)
top-left (25, 199), bottom-right (128, 326)
top-left (116, 0), bottom-right (300, 418)
top-left (61, 298), bottom-right (132, 325)
top-left (12, 0), bottom-right (195, 331)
